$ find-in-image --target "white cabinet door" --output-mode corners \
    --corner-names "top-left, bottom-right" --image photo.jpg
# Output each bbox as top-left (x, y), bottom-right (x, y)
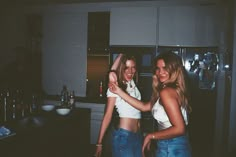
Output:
top-left (158, 6), bottom-right (195, 46)
top-left (75, 102), bottom-right (105, 144)
top-left (194, 6), bottom-right (219, 47)
top-left (158, 6), bottom-right (219, 47)
top-left (110, 7), bottom-right (157, 46)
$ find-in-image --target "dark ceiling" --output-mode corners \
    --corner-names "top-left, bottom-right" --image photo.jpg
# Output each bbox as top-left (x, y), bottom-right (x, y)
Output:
top-left (1, 0), bottom-right (159, 6)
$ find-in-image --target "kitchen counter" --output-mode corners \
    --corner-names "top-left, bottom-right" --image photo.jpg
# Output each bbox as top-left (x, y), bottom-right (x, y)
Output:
top-left (0, 108), bottom-right (91, 157)
top-left (43, 99), bottom-right (106, 144)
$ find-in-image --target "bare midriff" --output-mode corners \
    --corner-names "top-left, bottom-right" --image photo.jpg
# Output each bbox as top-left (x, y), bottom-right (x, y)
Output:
top-left (118, 117), bottom-right (140, 133)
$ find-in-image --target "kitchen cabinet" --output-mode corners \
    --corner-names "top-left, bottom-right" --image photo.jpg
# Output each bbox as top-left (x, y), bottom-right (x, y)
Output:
top-left (158, 6), bottom-right (219, 47)
top-left (43, 100), bottom-right (105, 144)
top-left (110, 7), bottom-right (157, 46)
top-left (86, 55), bottom-right (109, 98)
top-left (87, 12), bottom-right (110, 54)
top-left (43, 100), bottom-right (105, 145)
top-left (75, 102), bottom-right (105, 144)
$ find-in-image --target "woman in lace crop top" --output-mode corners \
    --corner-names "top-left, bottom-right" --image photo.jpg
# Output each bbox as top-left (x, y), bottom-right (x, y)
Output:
top-left (109, 52), bottom-right (192, 157)
top-left (107, 79), bottom-right (141, 119)
top-left (95, 54), bottom-right (143, 157)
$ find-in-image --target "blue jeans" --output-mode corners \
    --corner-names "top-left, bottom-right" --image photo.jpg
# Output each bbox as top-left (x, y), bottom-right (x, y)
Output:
top-left (155, 135), bottom-right (192, 157)
top-left (112, 128), bottom-right (142, 157)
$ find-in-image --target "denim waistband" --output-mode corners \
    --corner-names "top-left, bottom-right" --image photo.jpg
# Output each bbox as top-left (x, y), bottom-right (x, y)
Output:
top-left (157, 134), bottom-right (190, 145)
top-left (115, 128), bottom-right (141, 135)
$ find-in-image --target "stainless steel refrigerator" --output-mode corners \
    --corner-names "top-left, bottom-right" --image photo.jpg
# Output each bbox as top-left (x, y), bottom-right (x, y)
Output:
top-left (157, 46), bottom-right (219, 90)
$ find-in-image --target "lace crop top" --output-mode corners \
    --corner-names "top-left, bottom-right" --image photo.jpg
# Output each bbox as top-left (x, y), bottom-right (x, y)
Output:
top-left (152, 98), bottom-right (188, 130)
top-left (107, 79), bottom-right (141, 119)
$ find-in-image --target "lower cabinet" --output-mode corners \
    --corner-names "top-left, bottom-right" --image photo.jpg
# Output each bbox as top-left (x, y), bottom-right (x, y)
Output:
top-left (75, 102), bottom-right (105, 144)
top-left (43, 100), bottom-right (105, 145)
top-left (75, 102), bottom-right (113, 157)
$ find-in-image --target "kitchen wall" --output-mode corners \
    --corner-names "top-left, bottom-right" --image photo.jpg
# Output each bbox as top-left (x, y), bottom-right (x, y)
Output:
top-left (42, 12), bottom-right (88, 96)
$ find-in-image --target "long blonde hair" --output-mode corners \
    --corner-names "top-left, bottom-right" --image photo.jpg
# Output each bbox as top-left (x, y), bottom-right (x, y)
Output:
top-left (151, 52), bottom-right (191, 113)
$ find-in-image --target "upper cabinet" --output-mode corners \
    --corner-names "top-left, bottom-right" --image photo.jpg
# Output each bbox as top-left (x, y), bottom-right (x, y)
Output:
top-left (110, 7), bottom-right (157, 46)
top-left (158, 6), bottom-right (219, 47)
top-left (87, 12), bottom-right (110, 55)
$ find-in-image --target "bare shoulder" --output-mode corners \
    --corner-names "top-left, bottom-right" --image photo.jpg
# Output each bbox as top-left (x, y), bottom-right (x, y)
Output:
top-left (160, 87), bottom-right (177, 98)
top-left (159, 87), bottom-right (179, 106)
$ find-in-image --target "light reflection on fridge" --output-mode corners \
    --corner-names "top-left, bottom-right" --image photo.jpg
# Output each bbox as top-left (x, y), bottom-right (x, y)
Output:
top-left (157, 46), bottom-right (219, 90)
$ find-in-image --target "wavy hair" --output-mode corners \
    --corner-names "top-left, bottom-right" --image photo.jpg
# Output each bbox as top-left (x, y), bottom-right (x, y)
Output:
top-left (151, 52), bottom-right (191, 113)
top-left (115, 54), bottom-right (137, 92)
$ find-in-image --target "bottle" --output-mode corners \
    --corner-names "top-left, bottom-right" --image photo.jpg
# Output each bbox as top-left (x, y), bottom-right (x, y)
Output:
top-left (99, 81), bottom-right (103, 97)
top-left (15, 89), bottom-right (23, 119)
top-left (0, 91), bottom-right (4, 123)
top-left (69, 91), bottom-right (75, 108)
top-left (60, 85), bottom-right (68, 106)
top-left (11, 91), bottom-right (17, 120)
top-left (4, 89), bottom-right (12, 122)
top-left (86, 78), bottom-right (89, 97)
top-left (30, 94), bottom-right (37, 114)
top-left (22, 91), bottom-right (30, 117)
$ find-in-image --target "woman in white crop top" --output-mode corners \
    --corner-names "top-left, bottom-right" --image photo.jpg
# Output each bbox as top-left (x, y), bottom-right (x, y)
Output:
top-left (109, 52), bottom-right (192, 157)
top-left (95, 54), bottom-right (143, 157)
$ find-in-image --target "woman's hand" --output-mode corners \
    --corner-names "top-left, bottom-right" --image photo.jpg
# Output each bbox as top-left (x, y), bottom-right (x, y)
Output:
top-left (142, 134), bottom-right (152, 155)
top-left (94, 146), bottom-right (102, 157)
top-left (109, 82), bottom-right (121, 94)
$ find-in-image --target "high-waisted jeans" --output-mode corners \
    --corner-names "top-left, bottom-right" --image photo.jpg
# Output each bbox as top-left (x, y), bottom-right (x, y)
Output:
top-left (155, 135), bottom-right (192, 157)
top-left (112, 128), bottom-right (142, 157)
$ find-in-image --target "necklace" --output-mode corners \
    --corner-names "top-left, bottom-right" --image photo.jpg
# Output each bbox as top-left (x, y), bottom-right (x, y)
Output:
top-left (123, 81), bottom-right (133, 88)
top-left (127, 81), bottom-right (133, 88)
top-left (129, 82), bottom-right (133, 88)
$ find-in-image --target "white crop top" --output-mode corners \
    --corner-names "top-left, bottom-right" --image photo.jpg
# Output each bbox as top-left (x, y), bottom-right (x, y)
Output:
top-left (107, 79), bottom-right (141, 119)
top-left (152, 98), bottom-right (188, 130)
